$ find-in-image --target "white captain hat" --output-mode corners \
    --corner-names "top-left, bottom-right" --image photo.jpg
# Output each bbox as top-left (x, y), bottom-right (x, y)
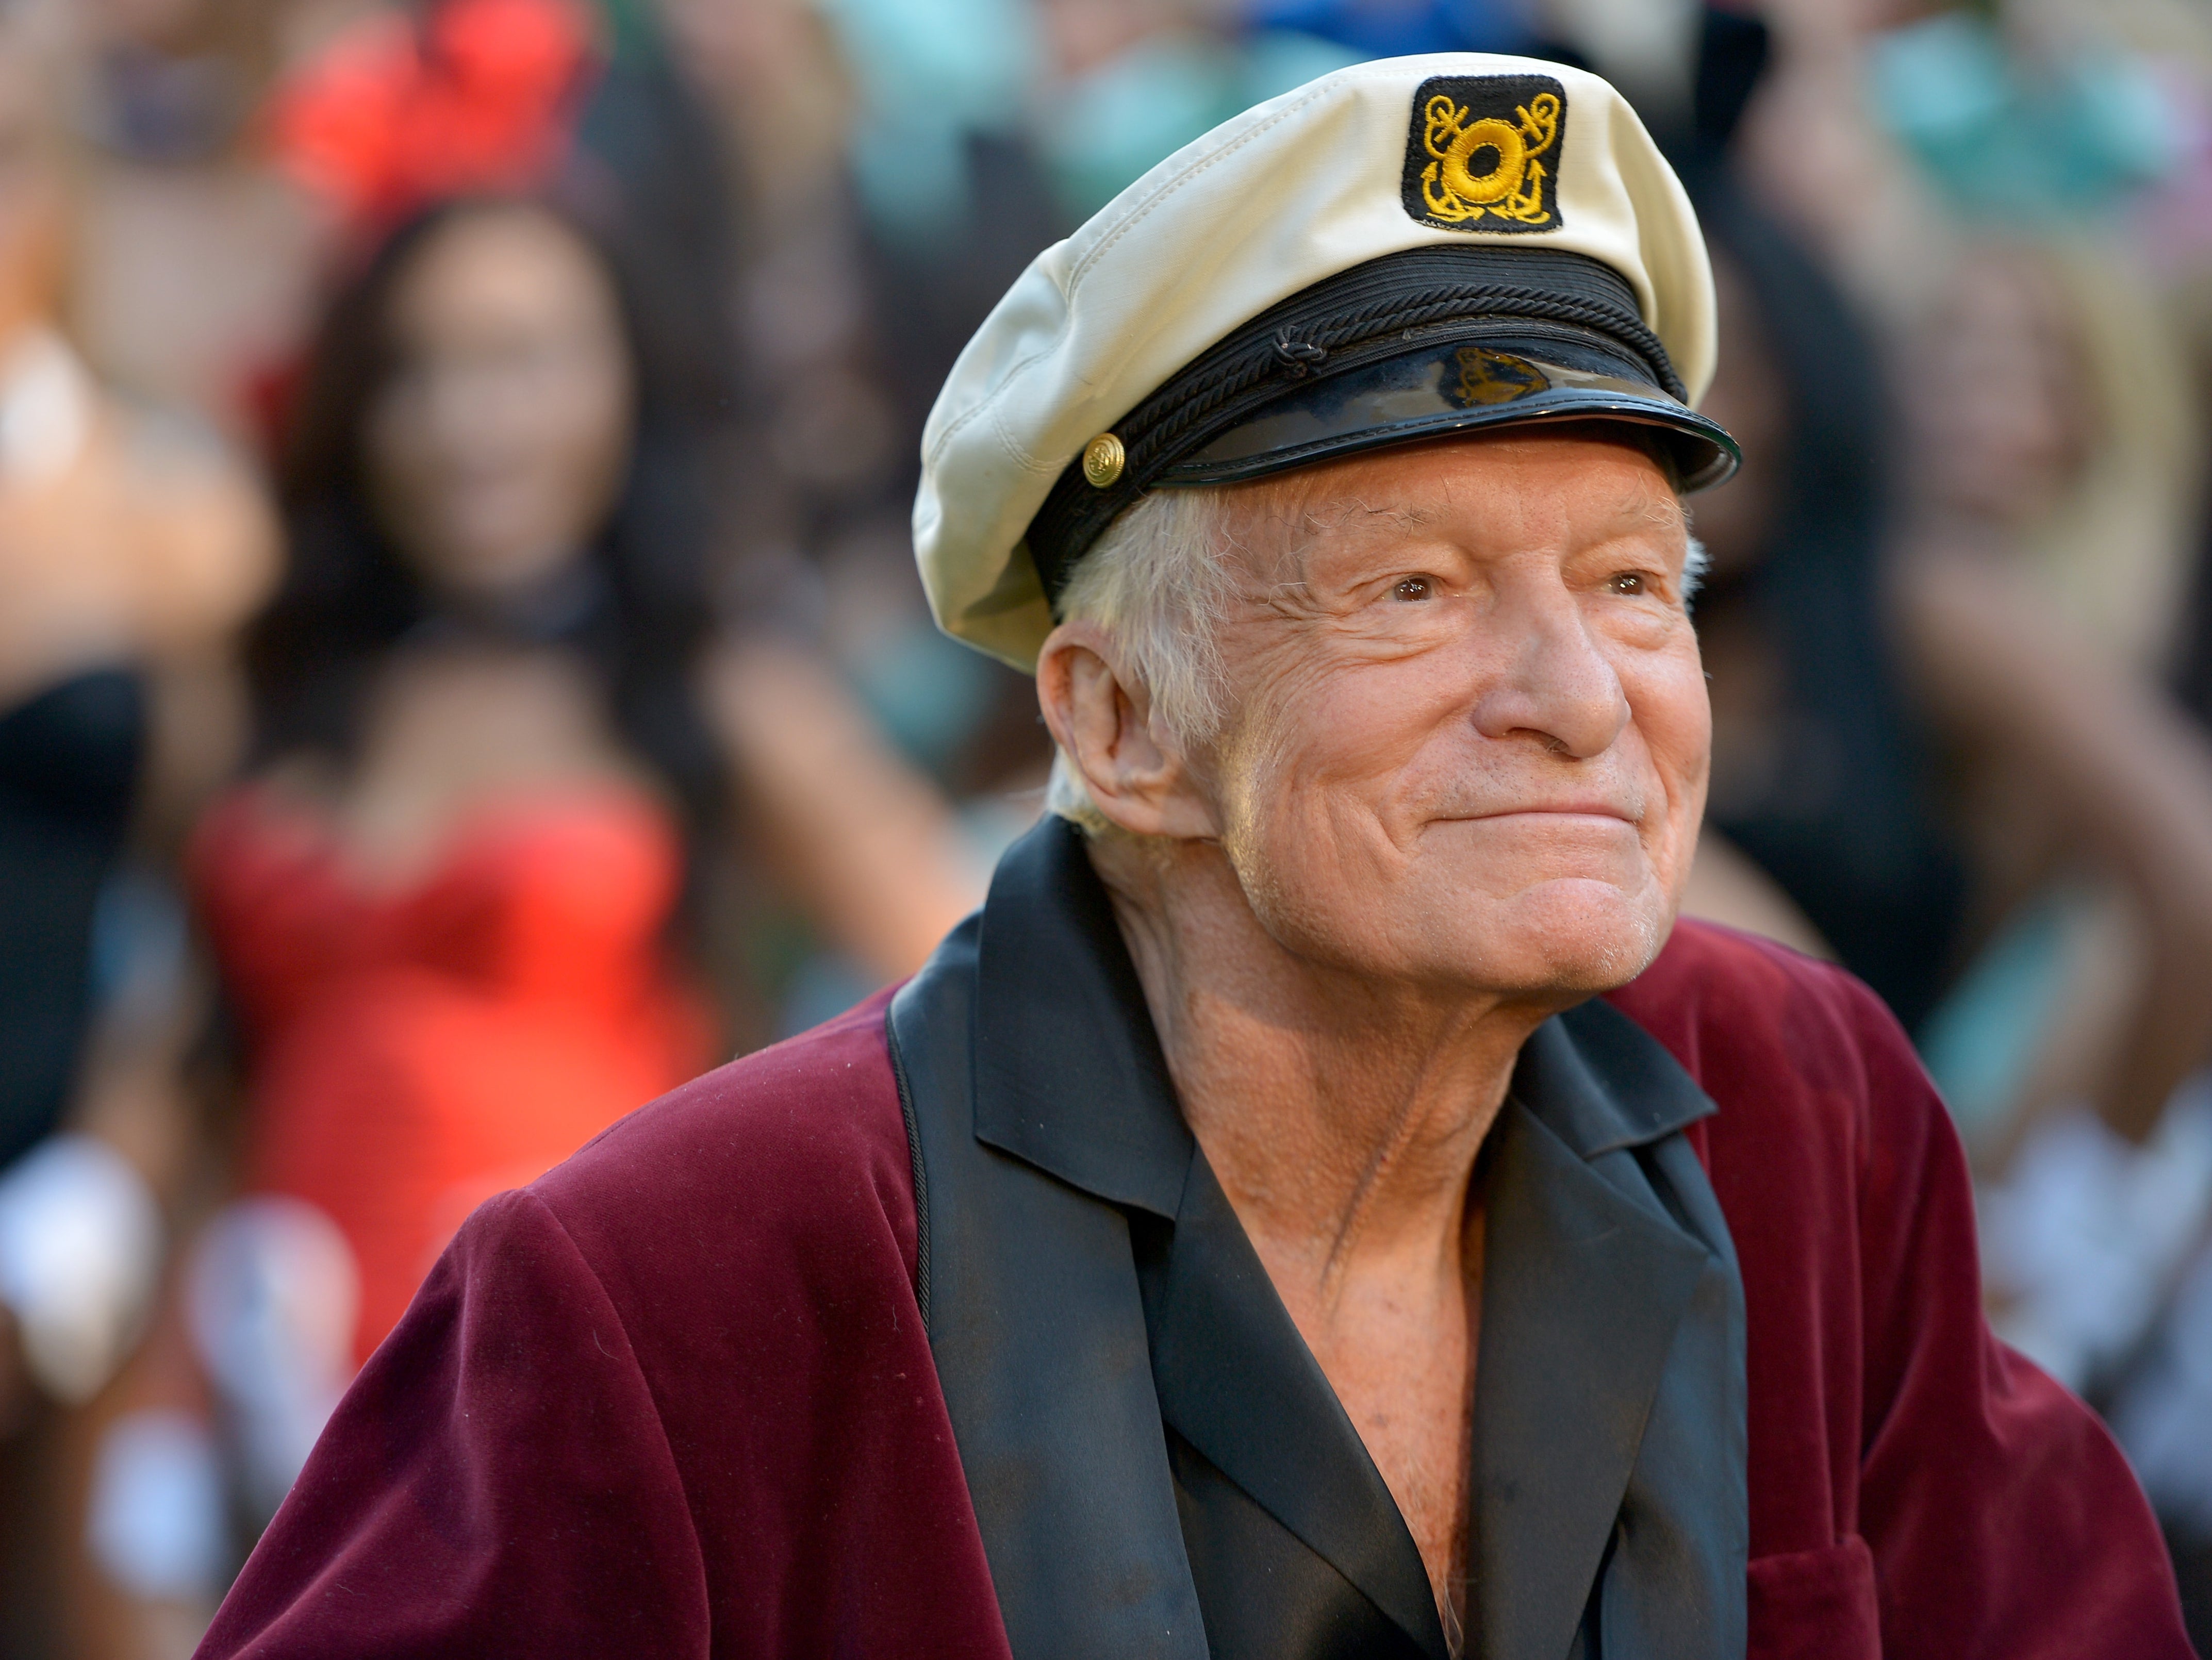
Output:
top-left (915, 53), bottom-right (1738, 669)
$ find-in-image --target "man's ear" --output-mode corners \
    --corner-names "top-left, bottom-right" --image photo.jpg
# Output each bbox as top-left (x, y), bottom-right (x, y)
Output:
top-left (1036, 621), bottom-right (1222, 840)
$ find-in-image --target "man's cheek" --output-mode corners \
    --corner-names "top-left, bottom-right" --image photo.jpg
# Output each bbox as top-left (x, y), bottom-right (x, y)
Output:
top-left (1628, 663), bottom-right (1711, 780)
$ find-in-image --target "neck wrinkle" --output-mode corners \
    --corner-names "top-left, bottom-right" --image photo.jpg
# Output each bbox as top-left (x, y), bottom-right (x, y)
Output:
top-left (1091, 833), bottom-right (1541, 1288)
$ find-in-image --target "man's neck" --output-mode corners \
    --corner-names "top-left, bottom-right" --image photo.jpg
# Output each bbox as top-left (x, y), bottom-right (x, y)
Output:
top-left (1090, 829), bottom-right (1558, 1623)
top-left (1088, 833), bottom-right (1551, 1304)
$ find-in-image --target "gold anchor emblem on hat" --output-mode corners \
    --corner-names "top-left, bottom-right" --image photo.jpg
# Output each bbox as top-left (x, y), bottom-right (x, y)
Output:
top-left (1419, 91), bottom-right (1561, 226)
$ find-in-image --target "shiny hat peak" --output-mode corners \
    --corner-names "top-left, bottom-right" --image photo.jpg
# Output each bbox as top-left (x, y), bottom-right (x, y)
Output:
top-left (914, 53), bottom-right (1727, 671)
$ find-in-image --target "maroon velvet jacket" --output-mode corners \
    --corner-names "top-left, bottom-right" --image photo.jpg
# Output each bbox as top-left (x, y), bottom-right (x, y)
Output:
top-left (195, 920), bottom-right (2191, 1659)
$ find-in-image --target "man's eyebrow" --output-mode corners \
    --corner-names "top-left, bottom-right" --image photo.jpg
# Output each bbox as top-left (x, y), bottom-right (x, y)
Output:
top-left (1293, 497), bottom-right (1434, 533)
top-left (1622, 488), bottom-right (1687, 533)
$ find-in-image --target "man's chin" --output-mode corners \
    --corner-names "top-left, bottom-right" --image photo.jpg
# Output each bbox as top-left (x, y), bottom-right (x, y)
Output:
top-left (1451, 881), bottom-right (1673, 997)
top-left (1243, 861), bottom-right (1674, 996)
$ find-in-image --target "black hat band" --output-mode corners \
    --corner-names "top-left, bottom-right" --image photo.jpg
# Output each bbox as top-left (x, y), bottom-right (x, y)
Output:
top-left (1024, 245), bottom-right (1738, 606)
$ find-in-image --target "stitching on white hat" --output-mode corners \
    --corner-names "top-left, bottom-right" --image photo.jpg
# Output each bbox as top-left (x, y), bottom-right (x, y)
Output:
top-left (1062, 75), bottom-right (1343, 291)
top-left (923, 281), bottom-right (1080, 470)
top-left (925, 358), bottom-right (1045, 470)
top-left (921, 262), bottom-right (1088, 474)
top-left (988, 397), bottom-right (1063, 476)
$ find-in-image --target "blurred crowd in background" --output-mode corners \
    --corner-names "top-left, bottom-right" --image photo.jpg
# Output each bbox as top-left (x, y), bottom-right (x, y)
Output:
top-left (1, 0), bottom-right (2211, 1652)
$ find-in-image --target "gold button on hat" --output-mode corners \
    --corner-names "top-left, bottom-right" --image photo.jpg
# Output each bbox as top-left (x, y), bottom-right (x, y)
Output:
top-left (915, 53), bottom-right (1732, 671)
top-left (1081, 434), bottom-right (1126, 489)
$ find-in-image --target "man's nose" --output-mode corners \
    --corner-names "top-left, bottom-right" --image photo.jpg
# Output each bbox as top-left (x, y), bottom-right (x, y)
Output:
top-left (1466, 578), bottom-right (1629, 759)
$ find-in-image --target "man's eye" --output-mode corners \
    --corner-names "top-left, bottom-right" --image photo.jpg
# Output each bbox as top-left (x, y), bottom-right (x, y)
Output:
top-left (1608, 572), bottom-right (1649, 595)
top-left (1393, 576), bottom-right (1434, 602)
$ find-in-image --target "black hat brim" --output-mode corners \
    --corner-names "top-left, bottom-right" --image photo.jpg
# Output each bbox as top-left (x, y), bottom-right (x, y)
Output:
top-left (1158, 331), bottom-right (1739, 492)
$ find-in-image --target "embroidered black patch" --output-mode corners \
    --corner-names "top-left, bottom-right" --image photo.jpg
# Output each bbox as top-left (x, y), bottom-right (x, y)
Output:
top-left (1401, 74), bottom-right (1566, 233)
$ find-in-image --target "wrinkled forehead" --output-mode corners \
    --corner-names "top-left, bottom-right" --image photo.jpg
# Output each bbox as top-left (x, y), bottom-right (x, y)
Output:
top-left (1204, 425), bottom-right (1690, 576)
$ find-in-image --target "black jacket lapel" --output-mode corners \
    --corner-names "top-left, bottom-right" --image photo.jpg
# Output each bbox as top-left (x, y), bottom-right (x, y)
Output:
top-left (1145, 1153), bottom-right (1448, 1659)
top-left (1467, 1006), bottom-right (1748, 1659)
top-left (890, 920), bottom-right (1209, 1660)
top-left (889, 823), bottom-right (1211, 1660)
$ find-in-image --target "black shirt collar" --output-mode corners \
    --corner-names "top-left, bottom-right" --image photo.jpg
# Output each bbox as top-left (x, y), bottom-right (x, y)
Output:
top-left (971, 815), bottom-right (1193, 1216)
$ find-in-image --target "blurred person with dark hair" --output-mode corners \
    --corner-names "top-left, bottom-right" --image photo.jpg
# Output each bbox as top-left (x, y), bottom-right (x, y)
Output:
top-left (193, 192), bottom-right (721, 1400)
top-left (191, 174), bottom-right (977, 1454)
top-left (1652, 15), bottom-right (1971, 1031)
top-left (55, 193), bottom-right (730, 1652)
top-left (1881, 236), bottom-right (2212, 1414)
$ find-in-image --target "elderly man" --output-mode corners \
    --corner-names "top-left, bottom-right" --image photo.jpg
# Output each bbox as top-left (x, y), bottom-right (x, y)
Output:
top-left (198, 56), bottom-right (2188, 1660)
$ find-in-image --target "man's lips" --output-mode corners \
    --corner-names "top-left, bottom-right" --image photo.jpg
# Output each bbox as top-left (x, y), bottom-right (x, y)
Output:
top-left (1440, 803), bottom-right (1640, 825)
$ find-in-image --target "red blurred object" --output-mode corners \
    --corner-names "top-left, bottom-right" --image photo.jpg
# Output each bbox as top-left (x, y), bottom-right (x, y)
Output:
top-left (189, 784), bottom-right (715, 1364)
top-left (269, 0), bottom-right (599, 241)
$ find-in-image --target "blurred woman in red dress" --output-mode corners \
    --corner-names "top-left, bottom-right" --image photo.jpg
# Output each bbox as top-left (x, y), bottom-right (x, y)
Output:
top-left (175, 169), bottom-right (986, 1501)
top-left (186, 196), bottom-right (721, 1438)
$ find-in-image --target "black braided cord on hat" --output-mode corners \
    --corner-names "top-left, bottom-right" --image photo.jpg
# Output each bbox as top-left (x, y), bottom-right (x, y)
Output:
top-left (1025, 247), bottom-right (1682, 602)
top-left (1136, 283), bottom-right (1682, 475)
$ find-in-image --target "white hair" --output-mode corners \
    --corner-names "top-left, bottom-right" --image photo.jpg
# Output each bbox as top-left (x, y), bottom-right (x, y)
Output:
top-left (1044, 486), bottom-right (1235, 834)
